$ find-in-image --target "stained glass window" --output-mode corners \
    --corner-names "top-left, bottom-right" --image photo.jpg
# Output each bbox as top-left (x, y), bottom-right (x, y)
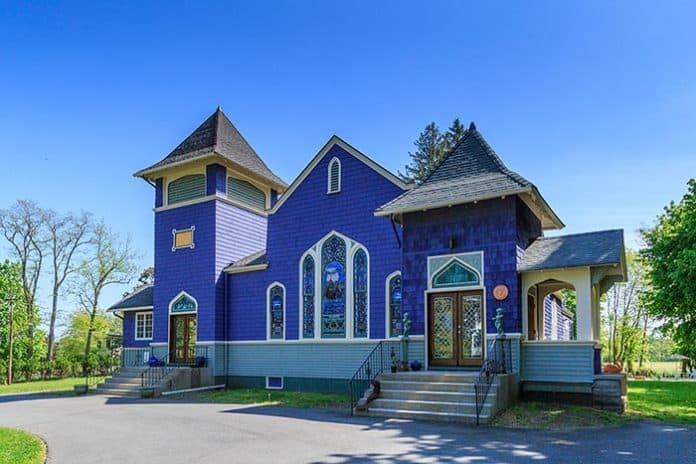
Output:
top-left (302, 255), bottom-right (315, 338)
top-left (268, 284), bottom-right (284, 340)
top-left (321, 235), bottom-right (346, 338)
top-left (171, 293), bottom-right (197, 313)
top-left (388, 273), bottom-right (402, 337)
top-left (432, 259), bottom-right (480, 288)
top-left (353, 248), bottom-right (368, 338)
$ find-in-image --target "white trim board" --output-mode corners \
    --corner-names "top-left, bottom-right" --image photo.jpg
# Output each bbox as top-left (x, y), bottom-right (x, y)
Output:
top-left (194, 336), bottom-right (425, 346)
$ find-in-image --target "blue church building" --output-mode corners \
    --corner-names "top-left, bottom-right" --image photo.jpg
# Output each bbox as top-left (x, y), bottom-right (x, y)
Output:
top-left (109, 108), bottom-right (627, 405)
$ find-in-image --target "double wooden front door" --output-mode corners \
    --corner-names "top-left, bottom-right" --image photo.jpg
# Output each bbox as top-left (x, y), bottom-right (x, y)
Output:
top-left (170, 314), bottom-right (197, 364)
top-left (428, 291), bottom-right (484, 367)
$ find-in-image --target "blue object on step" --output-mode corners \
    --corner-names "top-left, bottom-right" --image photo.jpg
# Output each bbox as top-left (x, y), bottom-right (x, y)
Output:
top-left (410, 360), bottom-right (422, 371)
top-left (147, 355), bottom-right (160, 367)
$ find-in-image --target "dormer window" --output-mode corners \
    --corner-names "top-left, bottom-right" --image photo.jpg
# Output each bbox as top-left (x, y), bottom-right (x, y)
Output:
top-left (327, 157), bottom-right (341, 194)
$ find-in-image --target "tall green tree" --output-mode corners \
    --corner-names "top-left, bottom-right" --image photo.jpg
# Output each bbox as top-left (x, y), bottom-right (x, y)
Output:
top-left (71, 221), bottom-right (137, 372)
top-left (54, 311), bottom-right (120, 376)
top-left (0, 261), bottom-right (25, 384)
top-left (399, 119), bottom-right (469, 184)
top-left (641, 178), bottom-right (696, 360)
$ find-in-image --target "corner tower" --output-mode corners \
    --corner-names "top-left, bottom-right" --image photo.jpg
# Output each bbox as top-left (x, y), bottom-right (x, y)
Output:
top-left (135, 107), bottom-right (287, 360)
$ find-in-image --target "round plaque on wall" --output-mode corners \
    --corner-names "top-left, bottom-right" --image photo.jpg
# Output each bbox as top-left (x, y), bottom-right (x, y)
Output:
top-left (493, 284), bottom-right (509, 301)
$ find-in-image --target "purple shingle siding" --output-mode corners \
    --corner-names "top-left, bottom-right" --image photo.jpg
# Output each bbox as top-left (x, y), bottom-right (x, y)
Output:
top-left (155, 178), bottom-right (164, 208)
top-left (122, 312), bottom-right (151, 348)
top-left (402, 197), bottom-right (526, 335)
top-left (228, 144), bottom-right (405, 341)
top-left (206, 163), bottom-right (226, 196)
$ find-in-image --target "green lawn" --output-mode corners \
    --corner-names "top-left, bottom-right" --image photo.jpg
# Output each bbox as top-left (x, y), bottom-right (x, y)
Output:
top-left (199, 388), bottom-right (349, 408)
top-left (0, 427), bottom-right (46, 464)
top-left (628, 380), bottom-right (696, 424)
top-left (0, 376), bottom-right (104, 396)
top-left (492, 401), bottom-right (631, 429)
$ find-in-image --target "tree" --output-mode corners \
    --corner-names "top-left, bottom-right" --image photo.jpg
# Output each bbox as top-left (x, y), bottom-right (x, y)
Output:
top-left (71, 221), bottom-right (137, 373)
top-left (641, 178), bottom-right (696, 360)
top-left (54, 311), bottom-right (121, 377)
top-left (44, 209), bottom-right (92, 362)
top-left (0, 200), bottom-right (47, 369)
top-left (0, 261), bottom-right (25, 384)
top-left (603, 250), bottom-right (649, 371)
top-left (399, 119), bottom-right (469, 184)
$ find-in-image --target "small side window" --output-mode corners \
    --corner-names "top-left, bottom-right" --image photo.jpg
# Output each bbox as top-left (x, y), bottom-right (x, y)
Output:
top-left (327, 158), bottom-right (341, 194)
top-left (172, 226), bottom-right (195, 251)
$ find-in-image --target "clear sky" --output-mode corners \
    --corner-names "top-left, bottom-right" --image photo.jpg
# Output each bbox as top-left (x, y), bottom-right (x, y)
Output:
top-left (1, 1), bottom-right (695, 314)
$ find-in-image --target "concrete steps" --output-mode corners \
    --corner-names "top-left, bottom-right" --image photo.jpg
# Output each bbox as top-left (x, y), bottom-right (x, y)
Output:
top-left (95, 367), bottom-right (147, 397)
top-left (356, 371), bottom-right (499, 424)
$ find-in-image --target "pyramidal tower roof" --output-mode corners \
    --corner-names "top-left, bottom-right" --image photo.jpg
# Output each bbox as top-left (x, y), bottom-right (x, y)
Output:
top-left (135, 107), bottom-right (287, 190)
top-left (376, 123), bottom-right (564, 229)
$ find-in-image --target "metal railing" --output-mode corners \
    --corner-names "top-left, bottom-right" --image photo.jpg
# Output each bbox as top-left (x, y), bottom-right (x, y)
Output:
top-left (349, 340), bottom-right (404, 415)
top-left (140, 346), bottom-right (211, 388)
top-left (121, 347), bottom-right (152, 367)
top-left (474, 336), bottom-right (512, 425)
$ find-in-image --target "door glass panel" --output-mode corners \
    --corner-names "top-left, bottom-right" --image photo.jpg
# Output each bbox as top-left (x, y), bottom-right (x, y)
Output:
top-left (187, 317), bottom-right (197, 360)
top-left (432, 297), bottom-right (455, 359)
top-left (174, 317), bottom-right (185, 361)
top-left (460, 294), bottom-right (483, 359)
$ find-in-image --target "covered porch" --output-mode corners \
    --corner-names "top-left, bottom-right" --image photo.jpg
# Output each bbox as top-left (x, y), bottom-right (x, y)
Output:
top-left (517, 230), bottom-right (627, 402)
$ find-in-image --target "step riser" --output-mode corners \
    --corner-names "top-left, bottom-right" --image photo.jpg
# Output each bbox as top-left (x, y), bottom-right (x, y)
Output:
top-left (360, 408), bottom-right (488, 424)
top-left (370, 399), bottom-right (491, 415)
top-left (95, 389), bottom-right (140, 397)
top-left (379, 372), bottom-right (478, 380)
top-left (378, 381), bottom-right (495, 393)
top-left (379, 391), bottom-right (477, 402)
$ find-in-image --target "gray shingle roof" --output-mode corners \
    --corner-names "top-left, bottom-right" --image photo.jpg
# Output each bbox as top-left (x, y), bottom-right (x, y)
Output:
top-left (107, 285), bottom-right (153, 311)
top-left (135, 108), bottom-right (287, 190)
top-left (225, 250), bottom-right (268, 272)
top-left (518, 229), bottom-right (625, 272)
top-left (375, 124), bottom-right (563, 229)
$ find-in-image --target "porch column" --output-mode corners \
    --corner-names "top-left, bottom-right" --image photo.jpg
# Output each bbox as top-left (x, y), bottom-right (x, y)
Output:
top-left (575, 273), bottom-right (594, 341)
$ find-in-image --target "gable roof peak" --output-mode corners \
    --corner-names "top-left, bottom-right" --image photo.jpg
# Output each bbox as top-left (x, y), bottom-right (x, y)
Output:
top-left (468, 121), bottom-right (476, 131)
top-left (135, 107), bottom-right (287, 190)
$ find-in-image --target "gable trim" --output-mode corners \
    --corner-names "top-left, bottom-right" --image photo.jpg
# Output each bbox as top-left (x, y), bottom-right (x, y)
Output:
top-left (268, 135), bottom-right (410, 215)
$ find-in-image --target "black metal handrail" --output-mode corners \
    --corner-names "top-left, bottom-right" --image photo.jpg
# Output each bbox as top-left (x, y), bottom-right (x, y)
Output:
top-left (474, 336), bottom-right (512, 425)
top-left (140, 346), bottom-right (211, 389)
top-left (349, 340), bottom-right (404, 415)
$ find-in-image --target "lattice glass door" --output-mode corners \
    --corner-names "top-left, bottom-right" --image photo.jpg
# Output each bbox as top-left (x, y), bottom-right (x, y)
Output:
top-left (427, 290), bottom-right (485, 367)
top-left (458, 293), bottom-right (483, 366)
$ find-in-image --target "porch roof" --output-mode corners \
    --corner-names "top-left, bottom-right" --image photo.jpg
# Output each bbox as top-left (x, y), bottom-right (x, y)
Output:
top-left (223, 249), bottom-right (268, 273)
top-left (518, 229), bottom-right (626, 274)
top-left (107, 285), bottom-right (153, 312)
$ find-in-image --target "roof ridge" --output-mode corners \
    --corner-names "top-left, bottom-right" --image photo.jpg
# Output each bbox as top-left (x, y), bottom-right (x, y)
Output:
top-left (418, 128), bottom-right (474, 185)
top-left (468, 129), bottom-right (530, 187)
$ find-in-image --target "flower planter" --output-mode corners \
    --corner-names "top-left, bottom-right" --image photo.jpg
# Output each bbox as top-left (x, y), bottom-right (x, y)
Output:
top-left (74, 384), bottom-right (88, 395)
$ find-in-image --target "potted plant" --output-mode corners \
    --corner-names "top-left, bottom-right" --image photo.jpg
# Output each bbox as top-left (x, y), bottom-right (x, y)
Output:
top-left (74, 384), bottom-right (88, 395)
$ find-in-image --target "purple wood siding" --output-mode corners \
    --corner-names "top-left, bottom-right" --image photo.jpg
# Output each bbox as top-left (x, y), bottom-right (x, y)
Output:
top-left (228, 144), bottom-right (405, 341)
top-left (402, 197), bottom-right (526, 335)
top-left (122, 312), bottom-right (151, 348)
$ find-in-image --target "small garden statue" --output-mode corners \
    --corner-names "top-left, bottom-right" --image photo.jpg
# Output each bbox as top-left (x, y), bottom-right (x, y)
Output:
top-left (401, 312), bottom-right (412, 367)
top-left (494, 307), bottom-right (505, 337)
top-left (401, 312), bottom-right (412, 341)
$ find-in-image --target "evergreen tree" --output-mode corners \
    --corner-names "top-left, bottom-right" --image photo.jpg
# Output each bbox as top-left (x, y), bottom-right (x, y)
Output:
top-left (444, 118), bottom-right (467, 150)
top-left (399, 119), bottom-right (469, 184)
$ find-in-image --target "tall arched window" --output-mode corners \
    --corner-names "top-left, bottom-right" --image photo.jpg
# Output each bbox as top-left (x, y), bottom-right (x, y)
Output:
top-left (321, 235), bottom-right (346, 338)
top-left (167, 174), bottom-right (206, 205)
top-left (387, 272), bottom-right (402, 338)
top-left (353, 248), bottom-right (368, 338)
top-left (327, 157), bottom-right (341, 194)
top-left (267, 283), bottom-right (285, 340)
top-left (302, 255), bottom-right (315, 338)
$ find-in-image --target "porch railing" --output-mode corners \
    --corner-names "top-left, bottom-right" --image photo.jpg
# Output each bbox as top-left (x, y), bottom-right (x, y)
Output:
top-left (474, 336), bottom-right (512, 425)
top-left (140, 346), bottom-right (211, 389)
top-left (349, 340), bottom-right (404, 415)
top-left (121, 347), bottom-right (152, 367)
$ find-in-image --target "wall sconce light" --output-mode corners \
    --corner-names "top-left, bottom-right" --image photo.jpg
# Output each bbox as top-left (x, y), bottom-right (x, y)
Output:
top-left (448, 236), bottom-right (457, 249)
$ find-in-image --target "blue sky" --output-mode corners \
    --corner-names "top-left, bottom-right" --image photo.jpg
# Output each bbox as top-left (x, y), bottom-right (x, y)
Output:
top-left (1, 1), bottom-right (696, 313)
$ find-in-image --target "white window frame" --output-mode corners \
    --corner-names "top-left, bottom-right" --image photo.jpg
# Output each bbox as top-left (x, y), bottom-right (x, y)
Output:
top-left (385, 270), bottom-right (402, 339)
top-left (327, 157), bottom-right (341, 194)
top-left (298, 230), bottom-right (369, 341)
top-left (265, 376), bottom-right (284, 390)
top-left (267, 282), bottom-right (286, 341)
top-left (172, 226), bottom-right (196, 252)
top-left (134, 311), bottom-right (153, 341)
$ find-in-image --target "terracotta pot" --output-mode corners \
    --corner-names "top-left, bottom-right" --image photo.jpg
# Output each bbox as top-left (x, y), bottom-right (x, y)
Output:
top-left (603, 363), bottom-right (623, 374)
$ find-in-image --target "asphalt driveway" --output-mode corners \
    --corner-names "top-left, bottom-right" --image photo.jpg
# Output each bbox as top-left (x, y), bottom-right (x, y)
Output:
top-left (0, 393), bottom-right (694, 463)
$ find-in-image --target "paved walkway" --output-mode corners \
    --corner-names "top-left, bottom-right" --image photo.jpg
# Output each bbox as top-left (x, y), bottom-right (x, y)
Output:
top-left (0, 394), bottom-right (693, 463)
